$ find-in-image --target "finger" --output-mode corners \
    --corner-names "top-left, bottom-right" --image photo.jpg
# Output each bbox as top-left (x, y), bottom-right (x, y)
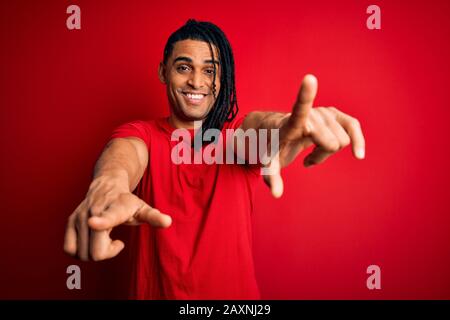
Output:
top-left (304, 146), bottom-right (333, 167)
top-left (304, 118), bottom-right (350, 166)
top-left (63, 215), bottom-right (77, 256)
top-left (288, 74), bottom-right (318, 132)
top-left (90, 229), bottom-right (125, 261)
top-left (134, 204), bottom-right (173, 228)
top-left (76, 213), bottom-right (90, 261)
top-left (304, 123), bottom-right (340, 167)
top-left (262, 153), bottom-right (284, 198)
top-left (307, 109), bottom-right (352, 166)
top-left (327, 117), bottom-right (351, 149)
top-left (107, 239), bottom-right (125, 259)
top-left (87, 198), bottom-right (137, 230)
top-left (334, 110), bottom-right (365, 159)
top-left (88, 195), bottom-right (172, 230)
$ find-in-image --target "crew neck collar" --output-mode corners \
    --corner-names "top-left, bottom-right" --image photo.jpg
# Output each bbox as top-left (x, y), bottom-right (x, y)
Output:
top-left (157, 117), bottom-right (197, 136)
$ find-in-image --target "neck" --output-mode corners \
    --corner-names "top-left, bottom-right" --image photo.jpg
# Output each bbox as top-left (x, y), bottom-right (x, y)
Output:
top-left (168, 114), bottom-right (203, 129)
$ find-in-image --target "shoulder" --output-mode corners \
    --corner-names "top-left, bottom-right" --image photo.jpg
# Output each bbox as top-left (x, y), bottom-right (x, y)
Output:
top-left (109, 119), bottom-right (162, 149)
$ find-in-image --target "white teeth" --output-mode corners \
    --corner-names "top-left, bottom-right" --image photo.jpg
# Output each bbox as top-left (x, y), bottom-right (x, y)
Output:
top-left (185, 93), bottom-right (204, 100)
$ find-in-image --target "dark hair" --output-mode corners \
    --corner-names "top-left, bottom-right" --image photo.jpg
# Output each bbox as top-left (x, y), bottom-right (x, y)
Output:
top-left (163, 19), bottom-right (238, 139)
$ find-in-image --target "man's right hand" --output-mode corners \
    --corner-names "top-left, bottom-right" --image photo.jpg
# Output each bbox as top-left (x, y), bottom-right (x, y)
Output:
top-left (63, 172), bottom-right (172, 261)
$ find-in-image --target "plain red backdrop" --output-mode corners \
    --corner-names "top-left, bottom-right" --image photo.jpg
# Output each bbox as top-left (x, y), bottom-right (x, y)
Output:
top-left (1, 0), bottom-right (449, 299)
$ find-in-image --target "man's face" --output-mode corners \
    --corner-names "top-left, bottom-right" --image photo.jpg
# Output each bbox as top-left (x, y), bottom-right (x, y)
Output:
top-left (159, 39), bottom-right (221, 126)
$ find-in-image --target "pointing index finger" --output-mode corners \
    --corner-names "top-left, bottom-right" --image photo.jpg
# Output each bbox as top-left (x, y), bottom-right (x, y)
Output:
top-left (289, 74), bottom-right (318, 126)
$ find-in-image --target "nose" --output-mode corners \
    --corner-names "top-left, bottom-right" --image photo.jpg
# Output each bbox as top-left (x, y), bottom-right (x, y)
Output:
top-left (187, 70), bottom-right (204, 89)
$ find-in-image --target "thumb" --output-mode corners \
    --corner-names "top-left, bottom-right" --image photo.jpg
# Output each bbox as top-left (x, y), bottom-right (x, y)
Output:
top-left (262, 153), bottom-right (284, 198)
top-left (134, 202), bottom-right (172, 228)
top-left (263, 173), bottom-right (284, 199)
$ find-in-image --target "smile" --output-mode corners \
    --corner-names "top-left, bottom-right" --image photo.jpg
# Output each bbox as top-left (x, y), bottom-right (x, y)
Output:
top-left (181, 92), bottom-right (207, 105)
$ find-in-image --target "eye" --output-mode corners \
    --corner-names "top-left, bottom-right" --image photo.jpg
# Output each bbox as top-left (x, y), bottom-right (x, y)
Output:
top-left (176, 65), bottom-right (191, 73)
top-left (204, 68), bottom-right (215, 76)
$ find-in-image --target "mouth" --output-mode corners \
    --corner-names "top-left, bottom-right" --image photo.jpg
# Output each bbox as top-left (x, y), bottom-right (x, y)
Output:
top-left (181, 91), bottom-right (207, 106)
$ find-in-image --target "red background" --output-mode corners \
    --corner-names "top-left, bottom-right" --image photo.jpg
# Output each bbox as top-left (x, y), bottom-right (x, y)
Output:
top-left (1, 0), bottom-right (449, 299)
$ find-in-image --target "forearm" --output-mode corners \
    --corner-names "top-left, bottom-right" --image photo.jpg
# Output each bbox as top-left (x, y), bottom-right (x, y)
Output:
top-left (232, 112), bottom-right (289, 166)
top-left (241, 111), bottom-right (290, 131)
top-left (93, 138), bottom-right (147, 192)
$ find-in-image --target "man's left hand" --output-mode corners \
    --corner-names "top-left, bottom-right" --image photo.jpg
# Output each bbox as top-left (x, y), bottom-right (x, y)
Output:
top-left (264, 74), bottom-right (366, 198)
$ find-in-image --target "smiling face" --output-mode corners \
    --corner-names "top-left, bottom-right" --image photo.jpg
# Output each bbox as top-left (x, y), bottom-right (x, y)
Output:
top-left (159, 39), bottom-right (221, 129)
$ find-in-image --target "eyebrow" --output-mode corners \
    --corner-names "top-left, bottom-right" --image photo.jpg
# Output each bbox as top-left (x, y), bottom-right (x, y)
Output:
top-left (173, 56), bottom-right (220, 66)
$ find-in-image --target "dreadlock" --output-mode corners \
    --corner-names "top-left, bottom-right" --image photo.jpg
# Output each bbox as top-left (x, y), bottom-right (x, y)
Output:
top-left (163, 19), bottom-right (238, 143)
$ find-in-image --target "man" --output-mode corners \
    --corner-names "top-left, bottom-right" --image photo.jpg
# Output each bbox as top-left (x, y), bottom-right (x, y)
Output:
top-left (63, 19), bottom-right (365, 299)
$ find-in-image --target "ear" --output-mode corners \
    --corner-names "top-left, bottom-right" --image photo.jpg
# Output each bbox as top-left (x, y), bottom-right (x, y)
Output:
top-left (158, 62), bottom-right (167, 84)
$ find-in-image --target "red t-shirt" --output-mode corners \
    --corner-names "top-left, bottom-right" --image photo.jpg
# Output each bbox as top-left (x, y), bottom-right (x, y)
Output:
top-left (110, 115), bottom-right (261, 299)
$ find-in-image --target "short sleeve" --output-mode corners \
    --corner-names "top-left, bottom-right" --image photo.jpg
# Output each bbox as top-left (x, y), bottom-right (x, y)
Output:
top-left (109, 120), bottom-right (151, 149)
